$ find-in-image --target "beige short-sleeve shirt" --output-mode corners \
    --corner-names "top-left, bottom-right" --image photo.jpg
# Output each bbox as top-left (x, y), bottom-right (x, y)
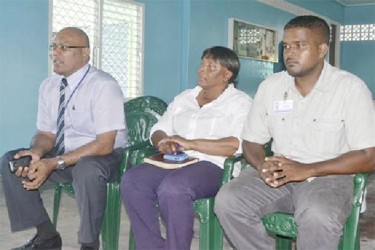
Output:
top-left (242, 61), bottom-right (375, 164)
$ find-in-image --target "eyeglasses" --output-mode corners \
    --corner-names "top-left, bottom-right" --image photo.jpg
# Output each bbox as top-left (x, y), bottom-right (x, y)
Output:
top-left (49, 44), bottom-right (87, 51)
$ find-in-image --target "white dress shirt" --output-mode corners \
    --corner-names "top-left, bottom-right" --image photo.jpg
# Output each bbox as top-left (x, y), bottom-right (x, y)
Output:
top-left (151, 84), bottom-right (252, 172)
top-left (37, 64), bottom-right (128, 152)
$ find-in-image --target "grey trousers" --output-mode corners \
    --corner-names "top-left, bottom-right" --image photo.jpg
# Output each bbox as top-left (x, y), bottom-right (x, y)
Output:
top-left (214, 167), bottom-right (354, 250)
top-left (1, 148), bottom-right (122, 244)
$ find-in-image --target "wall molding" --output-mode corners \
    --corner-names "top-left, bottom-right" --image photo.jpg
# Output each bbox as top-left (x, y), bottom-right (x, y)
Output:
top-left (257, 0), bottom-right (342, 25)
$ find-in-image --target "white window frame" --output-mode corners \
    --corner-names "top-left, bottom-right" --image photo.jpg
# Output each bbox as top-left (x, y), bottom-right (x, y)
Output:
top-left (48, 0), bottom-right (144, 99)
top-left (340, 24), bottom-right (375, 41)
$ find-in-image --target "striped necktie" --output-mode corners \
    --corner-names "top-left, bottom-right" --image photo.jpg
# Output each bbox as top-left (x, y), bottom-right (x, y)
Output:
top-left (55, 78), bottom-right (68, 155)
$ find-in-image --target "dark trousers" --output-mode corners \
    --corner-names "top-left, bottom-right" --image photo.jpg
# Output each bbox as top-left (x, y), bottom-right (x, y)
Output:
top-left (1, 148), bottom-right (122, 244)
top-left (120, 161), bottom-right (223, 250)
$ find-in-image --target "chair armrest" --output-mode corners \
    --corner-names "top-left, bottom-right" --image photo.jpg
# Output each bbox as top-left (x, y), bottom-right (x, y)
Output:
top-left (340, 173), bottom-right (369, 249)
top-left (221, 154), bottom-right (245, 186)
top-left (136, 146), bottom-right (158, 164)
top-left (119, 141), bottom-right (152, 175)
top-left (352, 173), bottom-right (368, 208)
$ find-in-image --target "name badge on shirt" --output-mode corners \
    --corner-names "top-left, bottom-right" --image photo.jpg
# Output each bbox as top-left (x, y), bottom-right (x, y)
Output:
top-left (274, 100), bottom-right (293, 113)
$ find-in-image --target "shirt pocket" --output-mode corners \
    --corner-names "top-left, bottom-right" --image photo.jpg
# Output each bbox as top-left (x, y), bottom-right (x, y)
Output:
top-left (268, 116), bottom-right (291, 153)
top-left (69, 108), bottom-right (95, 136)
top-left (307, 118), bottom-right (345, 155)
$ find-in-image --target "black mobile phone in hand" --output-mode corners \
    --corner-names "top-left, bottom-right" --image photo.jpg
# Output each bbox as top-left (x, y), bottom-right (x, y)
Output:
top-left (9, 155), bottom-right (32, 173)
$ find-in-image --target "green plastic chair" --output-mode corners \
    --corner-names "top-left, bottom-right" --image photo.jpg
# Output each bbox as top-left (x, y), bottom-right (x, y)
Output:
top-left (126, 139), bottom-right (247, 250)
top-left (221, 142), bottom-right (369, 250)
top-left (193, 155), bottom-right (247, 250)
top-left (52, 96), bottom-right (168, 250)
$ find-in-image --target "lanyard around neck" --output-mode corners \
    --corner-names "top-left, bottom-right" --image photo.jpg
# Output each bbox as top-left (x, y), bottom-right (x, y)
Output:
top-left (64, 65), bottom-right (90, 108)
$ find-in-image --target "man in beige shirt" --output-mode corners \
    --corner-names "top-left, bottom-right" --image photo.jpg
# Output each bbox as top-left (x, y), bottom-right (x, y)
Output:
top-left (215, 15), bottom-right (375, 250)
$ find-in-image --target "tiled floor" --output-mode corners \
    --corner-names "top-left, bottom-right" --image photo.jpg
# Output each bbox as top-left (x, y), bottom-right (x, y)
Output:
top-left (0, 174), bottom-right (374, 250)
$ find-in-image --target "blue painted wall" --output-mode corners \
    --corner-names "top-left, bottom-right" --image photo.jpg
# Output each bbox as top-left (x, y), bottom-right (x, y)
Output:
top-left (0, 0), bottom-right (374, 155)
top-left (137, 0), bottom-right (292, 100)
top-left (0, 0), bottom-right (49, 155)
top-left (137, 0), bottom-right (185, 102)
top-left (187, 0), bottom-right (295, 97)
top-left (340, 5), bottom-right (375, 94)
top-left (286, 0), bottom-right (345, 23)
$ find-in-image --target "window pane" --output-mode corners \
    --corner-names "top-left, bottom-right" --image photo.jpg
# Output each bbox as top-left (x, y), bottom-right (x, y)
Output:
top-left (340, 24), bottom-right (375, 41)
top-left (51, 0), bottom-right (143, 98)
top-left (52, 0), bottom-right (98, 64)
top-left (102, 0), bottom-right (143, 98)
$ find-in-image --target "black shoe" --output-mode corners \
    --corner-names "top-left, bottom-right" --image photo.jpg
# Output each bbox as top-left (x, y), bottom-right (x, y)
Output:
top-left (80, 239), bottom-right (99, 250)
top-left (80, 247), bottom-right (99, 250)
top-left (12, 233), bottom-right (62, 250)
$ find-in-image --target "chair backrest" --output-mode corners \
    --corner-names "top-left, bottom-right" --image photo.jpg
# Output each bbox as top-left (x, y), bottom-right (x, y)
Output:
top-left (125, 96), bottom-right (168, 145)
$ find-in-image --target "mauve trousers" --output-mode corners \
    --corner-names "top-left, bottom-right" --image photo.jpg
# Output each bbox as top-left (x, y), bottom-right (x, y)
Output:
top-left (214, 167), bottom-right (354, 250)
top-left (120, 161), bottom-right (223, 250)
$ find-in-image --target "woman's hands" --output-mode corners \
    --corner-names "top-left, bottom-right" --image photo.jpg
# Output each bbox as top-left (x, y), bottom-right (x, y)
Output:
top-left (157, 135), bottom-right (191, 154)
top-left (152, 130), bottom-right (238, 157)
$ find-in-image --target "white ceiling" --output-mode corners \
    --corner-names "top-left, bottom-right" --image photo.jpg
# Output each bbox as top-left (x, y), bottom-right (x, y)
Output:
top-left (336, 0), bottom-right (375, 6)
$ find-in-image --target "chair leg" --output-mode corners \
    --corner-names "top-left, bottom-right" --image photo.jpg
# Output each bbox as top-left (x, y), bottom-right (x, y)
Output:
top-left (212, 215), bottom-right (224, 250)
top-left (101, 183), bottom-right (121, 250)
top-left (198, 213), bottom-right (211, 250)
top-left (275, 235), bottom-right (293, 250)
top-left (195, 198), bottom-right (217, 250)
top-left (53, 184), bottom-right (63, 227)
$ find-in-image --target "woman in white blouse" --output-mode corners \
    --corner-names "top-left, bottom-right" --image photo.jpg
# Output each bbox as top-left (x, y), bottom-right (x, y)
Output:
top-left (120, 46), bottom-right (252, 250)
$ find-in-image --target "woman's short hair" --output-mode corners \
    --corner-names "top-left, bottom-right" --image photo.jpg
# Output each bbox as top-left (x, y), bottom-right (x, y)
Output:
top-left (201, 46), bottom-right (240, 84)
